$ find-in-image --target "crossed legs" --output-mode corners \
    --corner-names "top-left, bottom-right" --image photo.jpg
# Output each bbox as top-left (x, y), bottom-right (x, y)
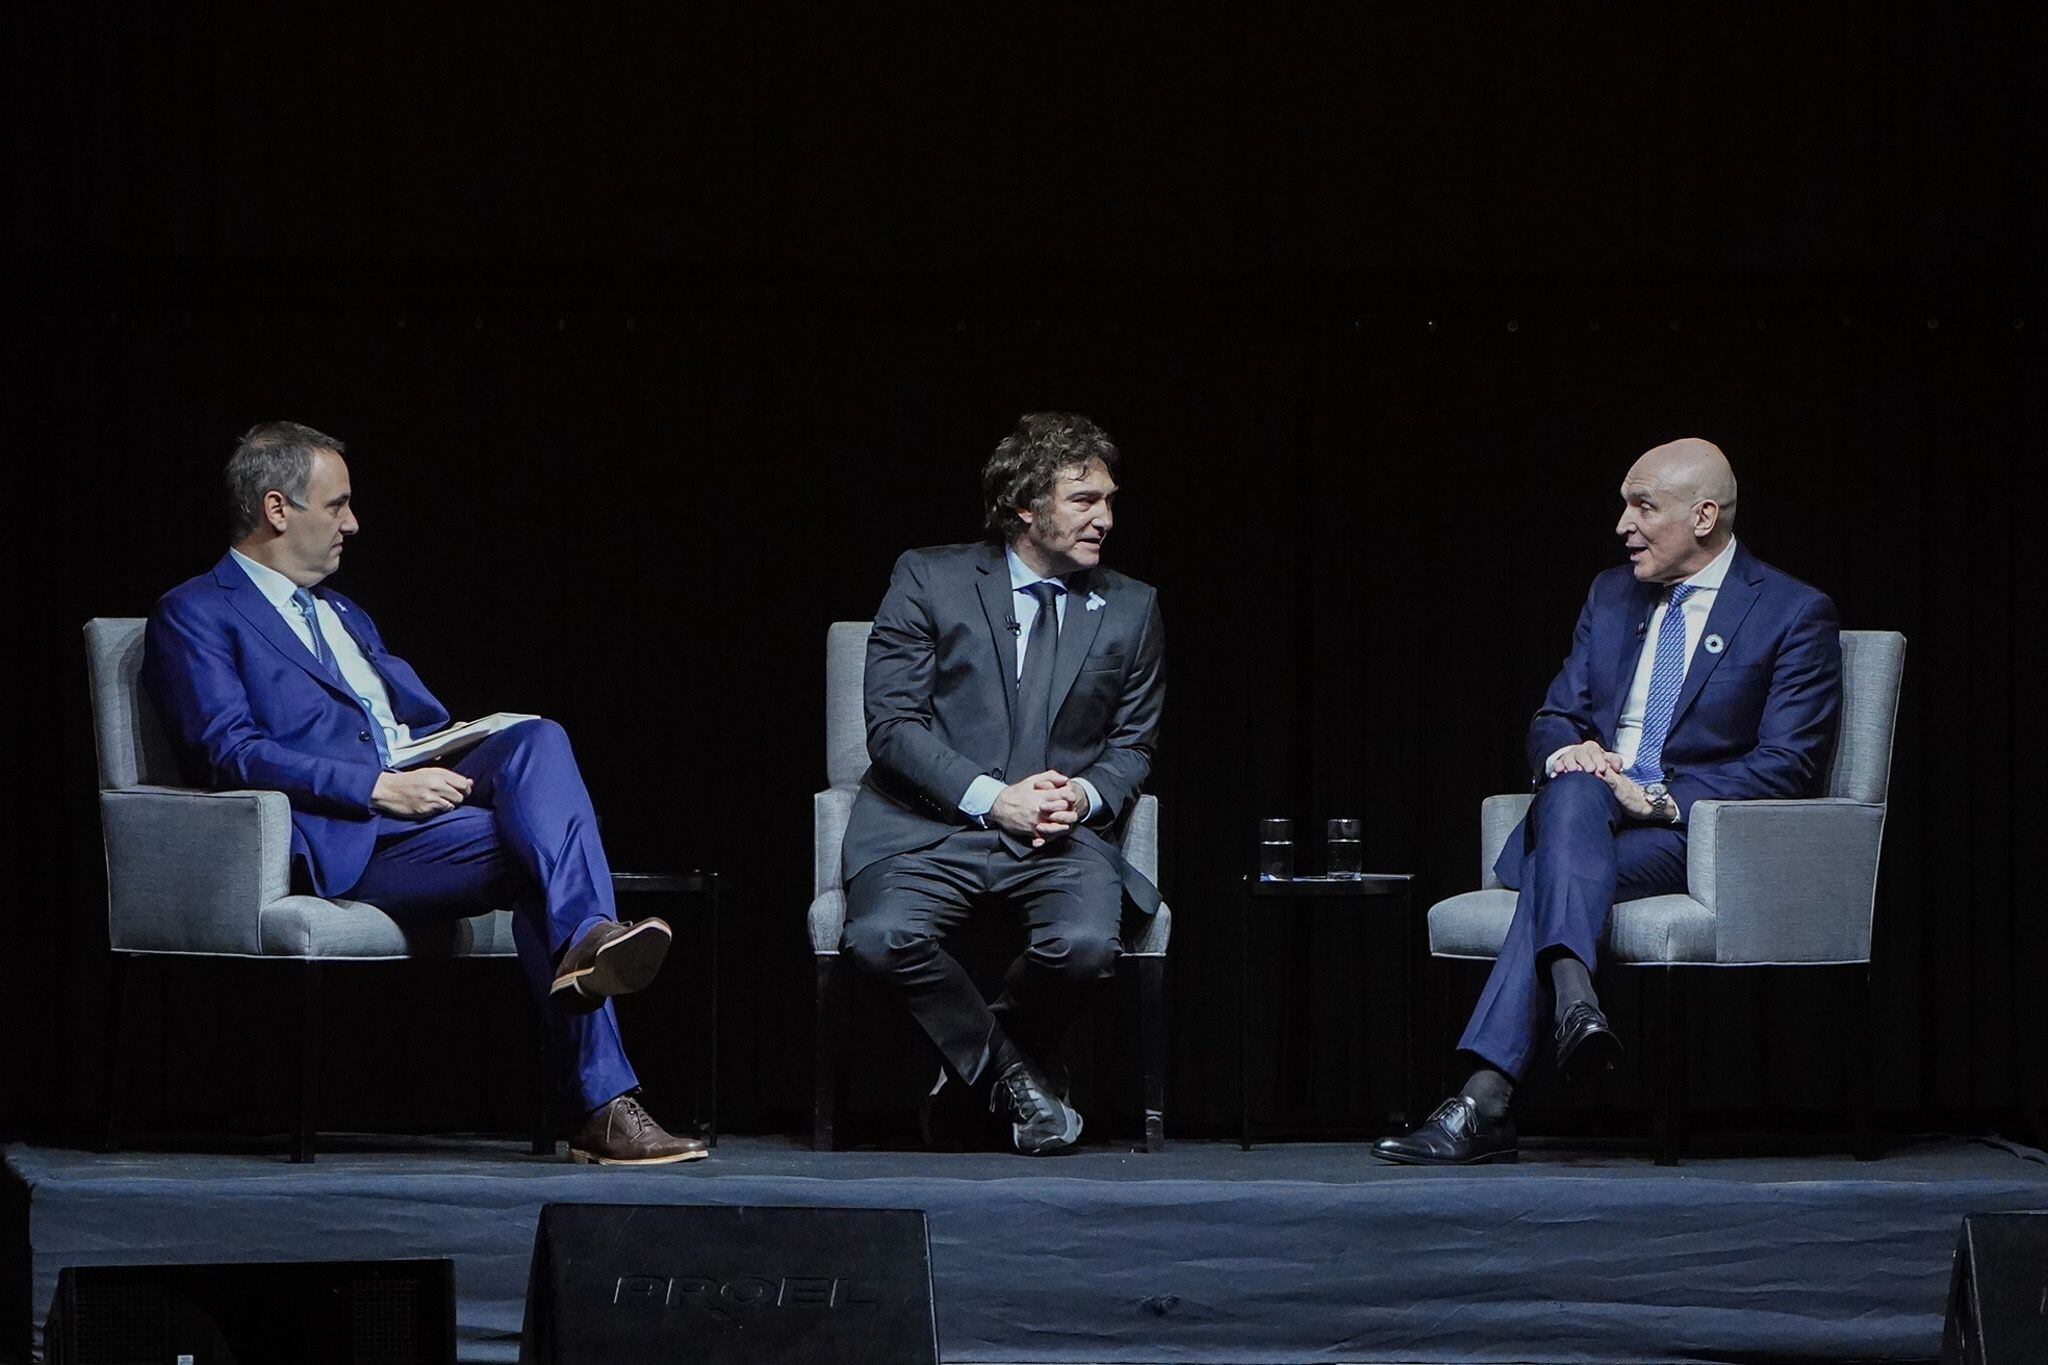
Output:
top-left (841, 829), bottom-right (1124, 1087)
top-left (1376, 773), bottom-right (1686, 1164)
top-left (341, 720), bottom-right (639, 1118)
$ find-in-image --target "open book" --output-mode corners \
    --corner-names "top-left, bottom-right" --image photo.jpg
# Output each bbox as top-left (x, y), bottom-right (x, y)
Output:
top-left (389, 712), bottom-right (541, 769)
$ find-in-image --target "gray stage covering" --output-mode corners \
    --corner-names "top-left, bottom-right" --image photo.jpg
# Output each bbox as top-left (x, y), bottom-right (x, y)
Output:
top-left (6, 1136), bottom-right (2046, 1363)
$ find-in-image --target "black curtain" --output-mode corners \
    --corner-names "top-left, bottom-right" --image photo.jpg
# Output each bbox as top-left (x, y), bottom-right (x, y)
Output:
top-left (5, 7), bottom-right (2041, 1142)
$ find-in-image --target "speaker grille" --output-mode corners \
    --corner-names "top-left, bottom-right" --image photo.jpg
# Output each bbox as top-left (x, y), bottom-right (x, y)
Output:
top-left (70, 1281), bottom-right (168, 1363)
top-left (350, 1274), bottom-right (429, 1362)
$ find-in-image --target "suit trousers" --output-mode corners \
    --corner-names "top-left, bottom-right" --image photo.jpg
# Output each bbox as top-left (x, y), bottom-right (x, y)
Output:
top-left (841, 828), bottom-right (1123, 1086)
top-left (339, 719), bottom-right (638, 1117)
top-left (1457, 773), bottom-right (1688, 1079)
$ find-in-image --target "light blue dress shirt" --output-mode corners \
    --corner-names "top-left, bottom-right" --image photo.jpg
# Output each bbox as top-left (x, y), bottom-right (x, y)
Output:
top-left (229, 548), bottom-right (411, 757)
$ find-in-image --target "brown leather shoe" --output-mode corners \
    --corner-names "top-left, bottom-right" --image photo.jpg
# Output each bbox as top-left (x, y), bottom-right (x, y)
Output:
top-left (567, 1094), bottom-right (707, 1166)
top-left (550, 918), bottom-right (672, 1013)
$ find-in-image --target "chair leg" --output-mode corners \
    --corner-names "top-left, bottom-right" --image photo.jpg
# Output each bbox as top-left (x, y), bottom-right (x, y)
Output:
top-left (1136, 954), bottom-right (1167, 1153)
top-left (1436, 957), bottom-right (1459, 1102)
top-left (813, 955), bottom-right (842, 1152)
top-left (292, 962), bottom-right (323, 1164)
top-left (1849, 964), bottom-right (1878, 1161)
top-left (1654, 967), bottom-right (1689, 1166)
top-left (102, 953), bottom-right (134, 1153)
top-left (529, 966), bottom-right (556, 1157)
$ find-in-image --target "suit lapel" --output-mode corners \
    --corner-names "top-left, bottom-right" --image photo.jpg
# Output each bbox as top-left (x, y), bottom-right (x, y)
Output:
top-left (974, 546), bottom-right (1019, 724)
top-left (321, 591), bottom-right (374, 658)
top-left (1605, 580), bottom-right (1658, 731)
top-left (1666, 544), bottom-right (1763, 733)
top-left (1049, 575), bottom-right (1108, 719)
top-left (213, 555), bottom-right (357, 703)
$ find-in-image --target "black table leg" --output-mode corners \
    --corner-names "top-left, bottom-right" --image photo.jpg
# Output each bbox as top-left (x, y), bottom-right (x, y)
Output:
top-left (1240, 883), bottom-right (1252, 1151)
top-left (705, 879), bottom-right (719, 1149)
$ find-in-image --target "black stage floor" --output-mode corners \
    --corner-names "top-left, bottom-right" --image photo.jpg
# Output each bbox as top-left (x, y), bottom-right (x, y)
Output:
top-left (6, 1134), bottom-right (2045, 1363)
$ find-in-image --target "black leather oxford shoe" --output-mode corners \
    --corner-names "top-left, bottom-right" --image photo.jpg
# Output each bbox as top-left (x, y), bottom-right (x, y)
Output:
top-left (1553, 1000), bottom-right (1623, 1082)
top-left (1372, 1096), bottom-right (1519, 1166)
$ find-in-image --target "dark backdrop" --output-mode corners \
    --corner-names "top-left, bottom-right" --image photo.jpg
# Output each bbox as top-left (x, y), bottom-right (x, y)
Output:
top-left (5, 7), bottom-right (2041, 1144)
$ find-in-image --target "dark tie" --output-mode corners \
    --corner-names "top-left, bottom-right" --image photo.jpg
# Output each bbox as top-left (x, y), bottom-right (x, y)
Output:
top-left (1007, 580), bottom-right (1063, 782)
top-left (292, 588), bottom-right (393, 767)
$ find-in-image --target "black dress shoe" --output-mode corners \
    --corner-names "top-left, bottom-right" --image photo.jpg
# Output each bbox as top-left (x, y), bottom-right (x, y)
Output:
top-left (1553, 1000), bottom-right (1623, 1082)
top-left (918, 1071), bottom-right (987, 1151)
top-left (1371, 1096), bottom-right (1518, 1166)
top-left (989, 1060), bottom-right (1083, 1155)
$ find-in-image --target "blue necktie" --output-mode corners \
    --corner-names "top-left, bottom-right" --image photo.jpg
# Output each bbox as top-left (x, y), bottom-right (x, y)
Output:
top-left (1625, 583), bottom-right (1697, 785)
top-left (292, 588), bottom-right (393, 767)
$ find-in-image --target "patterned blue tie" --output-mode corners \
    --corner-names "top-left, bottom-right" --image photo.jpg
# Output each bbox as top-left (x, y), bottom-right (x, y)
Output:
top-left (292, 588), bottom-right (393, 767)
top-left (1625, 583), bottom-right (1697, 785)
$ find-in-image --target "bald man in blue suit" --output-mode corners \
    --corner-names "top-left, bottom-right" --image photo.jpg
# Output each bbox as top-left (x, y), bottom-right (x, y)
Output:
top-left (1376, 438), bottom-right (1842, 1165)
top-left (143, 421), bottom-right (702, 1165)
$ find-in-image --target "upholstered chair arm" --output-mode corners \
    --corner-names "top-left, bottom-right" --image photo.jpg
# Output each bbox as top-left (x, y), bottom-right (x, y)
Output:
top-left (813, 787), bottom-right (857, 898)
top-left (1119, 794), bottom-right (1160, 883)
top-left (1479, 793), bottom-right (1535, 889)
top-left (1686, 798), bottom-right (1887, 964)
top-left (100, 787), bottom-right (291, 954)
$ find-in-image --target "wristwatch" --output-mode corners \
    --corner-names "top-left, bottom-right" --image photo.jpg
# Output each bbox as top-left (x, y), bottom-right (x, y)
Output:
top-left (1642, 781), bottom-right (1680, 824)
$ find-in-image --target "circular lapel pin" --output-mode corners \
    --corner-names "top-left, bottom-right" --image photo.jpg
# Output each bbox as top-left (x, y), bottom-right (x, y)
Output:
top-left (1704, 633), bottom-right (1725, 654)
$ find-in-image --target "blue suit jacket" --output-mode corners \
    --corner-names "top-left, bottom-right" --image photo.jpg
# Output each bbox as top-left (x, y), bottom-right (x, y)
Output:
top-left (1497, 542), bottom-right (1842, 884)
top-left (142, 553), bottom-right (451, 897)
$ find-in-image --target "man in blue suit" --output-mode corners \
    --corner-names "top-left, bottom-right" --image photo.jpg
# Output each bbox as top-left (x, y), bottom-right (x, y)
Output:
top-left (143, 421), bottom-right (702, 1165)
top-left (1375, 438), bottom-right (1842, 1165)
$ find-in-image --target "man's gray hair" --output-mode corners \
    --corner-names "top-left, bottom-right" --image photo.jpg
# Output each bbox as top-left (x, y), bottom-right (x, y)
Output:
top-left (224, 420), bottom-right (345, 540)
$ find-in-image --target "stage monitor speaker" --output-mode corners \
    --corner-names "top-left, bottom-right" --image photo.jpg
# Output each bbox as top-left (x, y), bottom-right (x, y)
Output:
top-left (43, 1257), bottom-right (454, 1364)
top-left (1941, 1211), bottom-right (2047, 1365)
top-left (519, 1202), bottom-right (938, 1365)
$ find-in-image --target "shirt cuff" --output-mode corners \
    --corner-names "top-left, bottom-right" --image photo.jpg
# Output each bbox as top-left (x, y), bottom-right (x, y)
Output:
top-left (1073, 777), bottom-right (1106, 825)
top-left (959, 775), bottom-right (1005, 825)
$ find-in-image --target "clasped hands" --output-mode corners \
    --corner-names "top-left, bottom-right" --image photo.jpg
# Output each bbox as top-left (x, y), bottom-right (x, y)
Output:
top-left (371, 766), bottom-right (472, 818)
top-left (989, 770), bottom-right (1091, 847)
top-left (1550, 741), bottom-right (1658, 819)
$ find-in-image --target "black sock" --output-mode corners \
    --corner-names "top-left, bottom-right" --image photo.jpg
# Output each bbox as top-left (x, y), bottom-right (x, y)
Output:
top-left (1458, 1065), bottom-right (1514, 1121)
top-left (1549, 954), bottom-right (1597, 1026)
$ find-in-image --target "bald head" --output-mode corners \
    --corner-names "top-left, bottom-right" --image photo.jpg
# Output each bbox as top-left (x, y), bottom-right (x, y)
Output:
top-left (1632, 439), bottom-right (1737, 522)
top-left (1616, 437), bottom-right (1738, 583)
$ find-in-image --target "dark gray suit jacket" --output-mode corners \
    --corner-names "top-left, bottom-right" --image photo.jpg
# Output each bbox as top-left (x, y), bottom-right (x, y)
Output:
top-left (840, 541), bottom-right (1166, 911)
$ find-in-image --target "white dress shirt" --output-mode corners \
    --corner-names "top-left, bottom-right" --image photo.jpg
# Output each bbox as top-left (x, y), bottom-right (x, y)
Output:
top-left (958, 547), bottom-right (1105, 823)
top-left (230, 548), bottom-right (411, 757)
top-left (1547, 536), bottom-right (1738, 777)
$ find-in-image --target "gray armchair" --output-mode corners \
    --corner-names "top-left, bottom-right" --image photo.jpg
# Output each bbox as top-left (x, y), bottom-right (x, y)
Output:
top-left (1427, 629), bottom-right (1905, 1163)
top-left (85, 618), bottom-right (543, 1162)
top-left (808, 621), bottom-right (1171, 1152)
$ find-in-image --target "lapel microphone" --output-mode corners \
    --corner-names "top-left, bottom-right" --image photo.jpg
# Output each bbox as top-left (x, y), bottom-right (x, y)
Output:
top-left (1005, 617), bottom-right (1021, 634)
top-left (1636, 619), bottom-right (1648, 639)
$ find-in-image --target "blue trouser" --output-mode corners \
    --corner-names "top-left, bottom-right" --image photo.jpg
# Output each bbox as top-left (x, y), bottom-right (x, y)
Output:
top-left (1457, 773), bottom-right (1687, 1080)
top-left (341, 719), bottom-right (638, 1117)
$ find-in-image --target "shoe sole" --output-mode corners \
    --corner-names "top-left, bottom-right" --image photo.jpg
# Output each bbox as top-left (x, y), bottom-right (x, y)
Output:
top-left (1557, 1027), bottom-right (1623, 1083)
top-left (550, 920), bottom-right (673, 1013)
top-left (1370, 1146), bottom-right (1519, 1166)
top-left (1015, 1109), bottom-right (1083, 1156)
top-left (567, 1146), bottom-right (708, 1166)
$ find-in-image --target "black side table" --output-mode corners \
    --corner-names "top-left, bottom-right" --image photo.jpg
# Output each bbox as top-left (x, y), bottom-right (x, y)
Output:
top-left (1239, 873), bottom-right (1416, 1150)
top-left (611, 870), bottom-right (723, 1147)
